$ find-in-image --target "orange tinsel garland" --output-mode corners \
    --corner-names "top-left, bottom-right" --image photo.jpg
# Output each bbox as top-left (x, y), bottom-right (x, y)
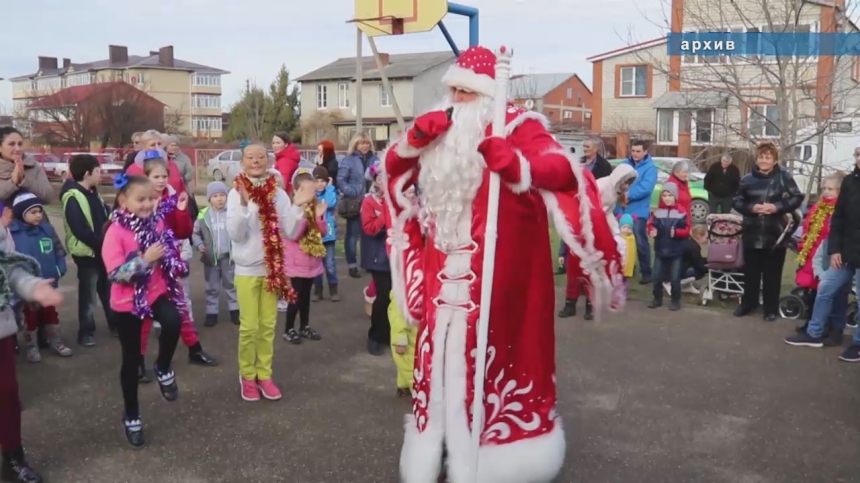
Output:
top-left (234, 173), bottom-right (297, 303)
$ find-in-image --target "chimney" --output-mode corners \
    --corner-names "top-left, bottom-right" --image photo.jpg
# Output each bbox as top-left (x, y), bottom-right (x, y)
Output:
top-left (377, 53), bottom-right (390, 67)
top-left (150, 51), bottom-right (159, 56)
top-left (109, 45), bottom-right (128, 64)
top-left (158, 46), bottom-right (174, 67)
top-left (37, 56), bottom-right (58, 71)
top-left (62, 58), bottom-right (71, 70)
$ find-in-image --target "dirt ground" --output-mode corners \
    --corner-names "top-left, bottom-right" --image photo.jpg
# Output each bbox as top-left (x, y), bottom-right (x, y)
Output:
top-left (11, 217), bottom-right (860, 483)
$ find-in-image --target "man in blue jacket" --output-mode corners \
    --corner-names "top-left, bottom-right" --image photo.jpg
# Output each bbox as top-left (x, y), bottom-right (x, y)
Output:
top-left (621, 140), bottom-right (658, 283)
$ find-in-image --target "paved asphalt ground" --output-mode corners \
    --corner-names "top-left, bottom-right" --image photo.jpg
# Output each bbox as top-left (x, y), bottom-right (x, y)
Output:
top-left (13, 240), bottom-right (860, 482)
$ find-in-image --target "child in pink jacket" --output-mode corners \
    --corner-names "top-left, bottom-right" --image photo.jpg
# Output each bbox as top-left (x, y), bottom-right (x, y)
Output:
top-left (282, 171), bottom-right (329, 344)
top-left (102, 174), bottom-right (186, 449)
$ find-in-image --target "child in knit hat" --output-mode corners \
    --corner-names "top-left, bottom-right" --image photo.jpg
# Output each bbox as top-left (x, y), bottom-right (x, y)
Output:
top-left (192, 181), bottom-right (239, 326)
top-left (9, 191), bottom-right (72, 361)
top-left (646, 182), bottom-right (690, 311)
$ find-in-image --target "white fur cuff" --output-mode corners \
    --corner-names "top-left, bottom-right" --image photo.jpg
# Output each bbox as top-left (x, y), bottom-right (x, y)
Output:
top-left (507, 151), bottom-right (532, 193)
top-left (395, 141), bottom-right (424, 159)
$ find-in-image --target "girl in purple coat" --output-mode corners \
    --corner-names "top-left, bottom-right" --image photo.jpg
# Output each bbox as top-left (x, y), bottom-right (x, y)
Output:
top-left (282, 172), bottom-right (329, 344)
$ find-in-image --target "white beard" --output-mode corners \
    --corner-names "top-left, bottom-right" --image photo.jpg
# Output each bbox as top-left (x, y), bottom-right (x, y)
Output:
top-left (418, 95), bottom-right (494, 251)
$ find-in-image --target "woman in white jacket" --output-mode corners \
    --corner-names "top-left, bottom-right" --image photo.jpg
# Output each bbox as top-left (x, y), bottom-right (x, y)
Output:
top-left (227, 143), bottom-right (311, 402)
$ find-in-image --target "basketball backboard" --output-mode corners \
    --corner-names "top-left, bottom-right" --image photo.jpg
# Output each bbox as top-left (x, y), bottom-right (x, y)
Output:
top-left (354, 0), bottom-right (447, 37)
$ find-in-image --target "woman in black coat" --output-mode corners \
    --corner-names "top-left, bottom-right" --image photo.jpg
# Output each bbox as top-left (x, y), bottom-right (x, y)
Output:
top-left (732, 142), bottom-right (803, 321)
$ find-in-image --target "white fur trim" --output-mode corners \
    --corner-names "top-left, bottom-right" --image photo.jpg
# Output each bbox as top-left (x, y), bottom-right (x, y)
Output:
top-left (442, 64), bottom-right (496, 98)
top-left (380, 159), bottom-right (420, 326)
top-left (395, 140), bottom-right (425, 159)
top-left (507, 150), bottom-right (532, 193)
top-left (505, 111), bottom-right (550, 137)
top-left (363, 287), bottom-right (376, 305)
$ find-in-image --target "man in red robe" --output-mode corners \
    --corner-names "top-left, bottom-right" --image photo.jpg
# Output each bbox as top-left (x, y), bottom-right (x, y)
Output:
top-left (382, 46), bottom-right (625, 483)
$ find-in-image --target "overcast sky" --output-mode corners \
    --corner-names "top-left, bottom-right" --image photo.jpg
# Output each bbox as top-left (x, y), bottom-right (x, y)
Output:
top-left (0, 0), bottom-right (666, 112)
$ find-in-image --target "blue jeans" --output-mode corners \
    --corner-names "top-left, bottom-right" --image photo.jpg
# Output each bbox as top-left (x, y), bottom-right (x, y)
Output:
top-left (344, 218), bottom-right (361, 268)
top-left (807, 265), bottom-right (860, 342)
top-left (653, 256), bottom-right (682, 303)
top-left (315, 241), bottom-right (338, 287)
top-left (634, 217), bottom-right (652, 280)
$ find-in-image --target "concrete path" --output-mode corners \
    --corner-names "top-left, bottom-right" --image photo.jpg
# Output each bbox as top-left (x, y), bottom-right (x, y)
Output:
top-left (15, 260), bottom-right (860, 482)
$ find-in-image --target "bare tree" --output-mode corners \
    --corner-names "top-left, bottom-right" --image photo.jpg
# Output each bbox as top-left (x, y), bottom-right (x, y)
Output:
top-left (29, 88), bottom-right (88, 147)
top-left (625, 0), bottom-right (860, 175)
top-left (300, 110), bottom-right (343, 145)
top-left (164, 101), bottom-right (188, 136)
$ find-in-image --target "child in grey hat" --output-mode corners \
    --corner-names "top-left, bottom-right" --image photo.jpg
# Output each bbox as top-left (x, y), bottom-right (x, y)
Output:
top-left (192, 181), bottom-right (239, 326)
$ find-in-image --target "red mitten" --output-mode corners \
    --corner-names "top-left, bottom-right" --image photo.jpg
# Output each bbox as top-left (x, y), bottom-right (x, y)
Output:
top-left (407, 110), bottom-right (453, 148)
top-left (477, 136), bottom-right (521, 184)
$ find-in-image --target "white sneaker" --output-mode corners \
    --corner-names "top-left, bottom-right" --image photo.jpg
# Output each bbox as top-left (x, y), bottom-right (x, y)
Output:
top-left (277, 299), bottom-right (289, 312)
top-left (683, 283), bottom-right (700, 294)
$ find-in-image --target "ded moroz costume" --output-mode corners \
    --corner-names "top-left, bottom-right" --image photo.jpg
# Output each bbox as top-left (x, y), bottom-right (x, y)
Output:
top-left (382, 46), bottom-right (625, 483)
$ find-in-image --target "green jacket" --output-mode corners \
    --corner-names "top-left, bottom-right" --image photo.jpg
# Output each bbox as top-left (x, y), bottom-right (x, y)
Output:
top-left (192, 206), bottom-right (231, 266)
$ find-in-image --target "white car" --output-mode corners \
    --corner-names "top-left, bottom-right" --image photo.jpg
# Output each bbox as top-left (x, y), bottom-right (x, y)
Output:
top-left (207, 149), bottom-right (274, 181)
top-left (56, 152), bottom-right (123, 184)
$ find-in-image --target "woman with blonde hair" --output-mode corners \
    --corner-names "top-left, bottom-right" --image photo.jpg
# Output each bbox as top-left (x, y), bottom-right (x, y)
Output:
top-left (337, 133), bottom-right (379, 279)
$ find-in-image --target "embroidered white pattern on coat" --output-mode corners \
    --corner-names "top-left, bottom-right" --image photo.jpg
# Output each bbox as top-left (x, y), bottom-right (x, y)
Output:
top-left (476, 346), bottom-right (542, 443)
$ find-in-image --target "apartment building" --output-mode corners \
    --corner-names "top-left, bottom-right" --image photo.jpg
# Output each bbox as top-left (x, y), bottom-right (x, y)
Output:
top-left (588, 0), bottom-right (860, 150)
top-left (10, 45), bottom-right (229, 140)
top-left (295, 51), bottom-right (456, 146)
top-left (508, 73), bottom-right (593, 130)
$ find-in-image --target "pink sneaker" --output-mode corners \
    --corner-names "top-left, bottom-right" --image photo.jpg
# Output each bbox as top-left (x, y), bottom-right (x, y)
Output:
top-left (257, 378), bottom-right (282, 400)
top-left (240, 377), bottom-right (260, 402)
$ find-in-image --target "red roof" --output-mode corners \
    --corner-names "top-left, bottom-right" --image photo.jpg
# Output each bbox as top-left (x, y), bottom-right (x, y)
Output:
top-left (28, 81), bottom-right (166, 109)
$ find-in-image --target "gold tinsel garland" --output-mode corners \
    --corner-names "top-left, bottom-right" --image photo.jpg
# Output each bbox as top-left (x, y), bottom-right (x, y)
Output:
top-left (299, 204), bottom-right (327, 258)
top-left (796, 201), bottom-right (835, 267)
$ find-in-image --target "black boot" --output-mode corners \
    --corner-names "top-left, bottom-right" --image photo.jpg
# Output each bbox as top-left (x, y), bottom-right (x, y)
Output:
top-left (349, 267), bottom-right (361, 279)
top-left (188, 345), bottom-right (218, 366)
top-left (138, 360), bottom-right (151, 384)
top-left (1, 446), bottom-right (43, 483)
top-left (583, 300), bottom-right (594, 320)
top-left (230, 310), bottom-right (240, 325)
top-left (557, 299), bottom-right (576, 318)
top-left (824, 329), bottom-right (844, 347)
top-left (123, 415), bottom-right (146, 449)
top-left (203, 314), bottom-right (218, 328)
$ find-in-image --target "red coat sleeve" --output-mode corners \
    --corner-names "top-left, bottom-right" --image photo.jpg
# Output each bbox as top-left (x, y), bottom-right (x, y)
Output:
top-left (507, 118), bottom-right (577, 192)
top-left (674, 211), bottom-right (692, 238)
top-left (167, 208), bottom-right (193, 239)
top-left (646, 214), bottom-right (655, 234)
top-left (361, 197), bottom-right (386, 236)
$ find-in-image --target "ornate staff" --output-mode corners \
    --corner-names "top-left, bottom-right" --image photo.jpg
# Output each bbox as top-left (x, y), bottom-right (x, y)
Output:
top-left (470, 45), bottom-right (513, 482)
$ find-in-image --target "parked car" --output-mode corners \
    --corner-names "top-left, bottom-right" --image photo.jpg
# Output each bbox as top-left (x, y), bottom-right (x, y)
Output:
top-left (25, 152), bottom-right (64, 181)
top-left (55, 152), bottom-right (123, 184)
top-left (608, 157), bottom-right (710, 223)
top-left (207, 149), bottom-right (275, 181)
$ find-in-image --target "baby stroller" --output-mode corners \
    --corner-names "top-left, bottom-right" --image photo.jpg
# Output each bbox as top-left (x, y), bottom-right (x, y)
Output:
top-left (701, 214), bottom-right (745, 305)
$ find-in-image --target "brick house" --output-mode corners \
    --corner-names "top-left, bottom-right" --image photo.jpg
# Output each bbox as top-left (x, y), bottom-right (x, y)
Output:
top-left (508, 73), bottom-right (593, 130)
top-left (588, 0), bottom-right (860, 154)
top-left (26, 81), bottom-right (166, 146)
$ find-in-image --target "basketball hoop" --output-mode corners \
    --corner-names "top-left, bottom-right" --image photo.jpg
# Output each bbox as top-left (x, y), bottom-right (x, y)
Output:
top-left (391, 17), bottom-right (404, 35)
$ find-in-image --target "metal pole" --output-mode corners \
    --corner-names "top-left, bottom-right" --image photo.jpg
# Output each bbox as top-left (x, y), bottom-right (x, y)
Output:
top-left (355, 26), bottom-right (363, 136)
top-left (367, 36), bottom-right (406, 132)
top-left (447, 2), bottom-right (480, 46)
top-left (437, 21), bottom-right (460, 56)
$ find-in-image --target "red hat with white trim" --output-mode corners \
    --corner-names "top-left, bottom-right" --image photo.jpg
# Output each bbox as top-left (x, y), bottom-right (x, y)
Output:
top-left (442, 46), bottom-right (497, 98)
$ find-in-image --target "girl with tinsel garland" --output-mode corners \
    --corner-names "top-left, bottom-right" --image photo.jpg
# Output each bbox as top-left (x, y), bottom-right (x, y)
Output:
top-left (137, 154), bottom-right (218, 385)
top-left (282, 170), bottom-right (328, 344)
top-left (790, 173), bottom-right (844, 336)
top-left (102, 174), bottom-right (186, 449)
top-left (227, 143), bottom-right (310, 402)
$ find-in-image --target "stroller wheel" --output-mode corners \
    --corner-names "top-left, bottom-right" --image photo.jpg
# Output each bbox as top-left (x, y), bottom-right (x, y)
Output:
top-left (717, 292), bottom-right (730, 302)
top-left (847, 301), bottom-right (858, 329)
top-left (790, 287), bottom-right (806, 297)
top-left (779, 295), bottom-right (805, 320)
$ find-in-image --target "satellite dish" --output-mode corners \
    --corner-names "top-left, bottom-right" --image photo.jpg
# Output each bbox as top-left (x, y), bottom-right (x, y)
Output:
top-left (524, 99), bottom-right (535, 110)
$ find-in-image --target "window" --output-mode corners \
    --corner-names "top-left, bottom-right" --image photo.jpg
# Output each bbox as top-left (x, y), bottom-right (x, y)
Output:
top-left (218, 152), bottom-right (231, 161)
top-left (230, 150), bottom-right (242, 161)
top-left (338, 83), bottom-right (349, 109)
top-left (656, 108), bottom-right (715, 144)
top-left (584, 112), bottom-right (592, 119)
top-left (748, 104), bottom-right (779, 137)
top-left (563, 110), bottom-right (573, 119)
top-left (36, 76), bottom-right (62, 91)
top-left (128, 72), bottom-right (145, 85)
top-left (193, 74), bottom-right (221, 86)
top-left (65, 73), bottom-right (92, 87)
top-left (316, 85), bottom-right (328, 109)
top-left (566, 87), bottom-right (573, 99)
top-left (191, 116), bottom-right (223, 132)
top-left (619, 66), bottom-right (647, 97)
top-left (193, 95), bottom-right (221, 109)
top-left (379, 85), bottom-right (391, 107)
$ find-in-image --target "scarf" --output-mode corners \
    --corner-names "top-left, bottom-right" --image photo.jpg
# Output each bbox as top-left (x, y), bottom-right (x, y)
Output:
top-left (0, 250), bottom-right (40, 311)
top-left (299, 204), bottom-right (326, 257)
top-left (796, 199), bottom-right (836, 267)
top-left (111, 206), bottom-right (187, 319)
top-left (234, 173), bottom-right (296, 302)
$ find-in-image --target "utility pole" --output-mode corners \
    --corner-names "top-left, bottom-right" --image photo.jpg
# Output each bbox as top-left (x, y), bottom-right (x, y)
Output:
top-left (355, 26), bottom-right (363, 136)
